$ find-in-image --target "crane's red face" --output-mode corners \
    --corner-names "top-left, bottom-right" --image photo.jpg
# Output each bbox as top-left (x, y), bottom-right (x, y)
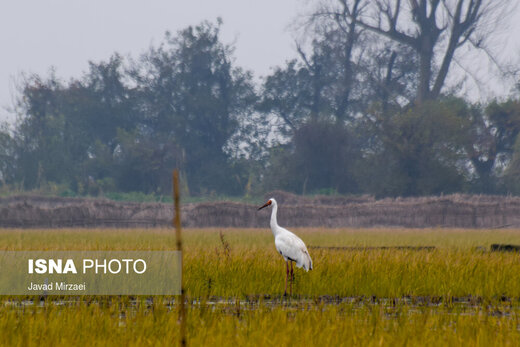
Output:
top-left (258, 199), bottom-right (272, 210)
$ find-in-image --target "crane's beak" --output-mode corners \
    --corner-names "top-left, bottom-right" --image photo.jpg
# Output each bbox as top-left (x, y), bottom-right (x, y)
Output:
top-left (258, 202), bottom-right (270, 210)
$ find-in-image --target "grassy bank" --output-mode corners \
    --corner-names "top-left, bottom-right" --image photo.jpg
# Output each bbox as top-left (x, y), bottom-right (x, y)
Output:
top-left (2, 228), bottom-right (520, 298)
top-left (2, 228), bottom-right (520, 346)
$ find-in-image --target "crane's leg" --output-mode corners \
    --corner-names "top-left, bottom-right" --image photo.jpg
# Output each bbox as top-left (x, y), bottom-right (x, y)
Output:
top-left (284, 261), bottom-right (289, 296)
top-left (290, 261), bottom-right (294, 296)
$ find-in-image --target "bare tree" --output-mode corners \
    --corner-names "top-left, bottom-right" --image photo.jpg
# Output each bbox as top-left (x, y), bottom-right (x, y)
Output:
top-left (329, 0), bottom-right (512, 103)
top-left (296, 0), bottom-right (365, 121)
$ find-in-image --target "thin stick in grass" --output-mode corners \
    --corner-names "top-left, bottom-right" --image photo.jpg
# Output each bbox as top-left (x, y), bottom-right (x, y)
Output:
top-left (173, 170), bottom-right (186, 347)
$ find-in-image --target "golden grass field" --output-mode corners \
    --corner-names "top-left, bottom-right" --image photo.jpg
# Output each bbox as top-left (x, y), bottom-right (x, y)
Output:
top-left (2, 228), bottom-right (520, 346)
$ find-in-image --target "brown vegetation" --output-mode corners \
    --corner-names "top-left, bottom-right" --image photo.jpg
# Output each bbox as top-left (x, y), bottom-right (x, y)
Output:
top-left (2, 193), bottom-right (520, 228)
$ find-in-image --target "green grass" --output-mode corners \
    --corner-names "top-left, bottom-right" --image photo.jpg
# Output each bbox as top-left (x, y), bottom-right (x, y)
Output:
top-left (2, 228), bottom-right (520, 345)
top-left (2, 300), bottom-right (519, 346)
top-left (3, 228), bottom-right (520, 298)
top-left (0, 184), bottom-right (264, 204)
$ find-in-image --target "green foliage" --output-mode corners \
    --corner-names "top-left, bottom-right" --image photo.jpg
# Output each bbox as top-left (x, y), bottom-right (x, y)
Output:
top-left (130, 20), bottom-right (256, 195)
top-left (0, 123), bottom-right (15, 185)
top-left (2, 16), bottom-right (520, 199)
top-left (502, 135), bottom-right (520, 194)
top-left (358, 99), bottom-right (469, 196)
top-left (461, 99), bottom-right (520, 193)
top-left (264, 118), bottom-right (360, 194)
top-left (6, 20), bottom-right (257, 198)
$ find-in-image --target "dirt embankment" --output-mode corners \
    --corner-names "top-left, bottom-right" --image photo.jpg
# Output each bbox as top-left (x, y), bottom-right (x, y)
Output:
top-left (1, 192), bottom-right (520, 228)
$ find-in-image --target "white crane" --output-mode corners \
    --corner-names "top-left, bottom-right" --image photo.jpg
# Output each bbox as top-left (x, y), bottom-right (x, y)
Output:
top-left (258, 198), bottom-right (313, 296)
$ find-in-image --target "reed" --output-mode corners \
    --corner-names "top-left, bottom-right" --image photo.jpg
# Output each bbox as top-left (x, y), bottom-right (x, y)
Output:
top-left (4, 193), bottom-right (520, 228)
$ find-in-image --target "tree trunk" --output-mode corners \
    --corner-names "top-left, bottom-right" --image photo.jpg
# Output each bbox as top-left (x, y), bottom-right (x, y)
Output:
top-left (416, 33), bottom-right (434, 103)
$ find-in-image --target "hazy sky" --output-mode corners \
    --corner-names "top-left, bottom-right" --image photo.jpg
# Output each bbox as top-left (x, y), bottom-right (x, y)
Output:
top-left (1, 1), bottom-right (519, 124)
top-left (0, 0), bottom-right (302, 122)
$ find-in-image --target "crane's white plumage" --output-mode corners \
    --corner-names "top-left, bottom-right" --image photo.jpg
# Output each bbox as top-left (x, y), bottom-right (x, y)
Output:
top-left (274, 230), bottom-right (313, 271)
top-left (258, 198), bottom-right (313, 295)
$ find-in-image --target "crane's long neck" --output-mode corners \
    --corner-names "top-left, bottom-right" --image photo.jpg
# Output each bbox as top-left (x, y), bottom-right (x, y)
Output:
top-left (270, 202), bottom-right (279, 236)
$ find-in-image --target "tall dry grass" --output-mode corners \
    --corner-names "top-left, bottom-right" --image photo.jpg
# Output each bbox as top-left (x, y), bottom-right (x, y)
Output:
top-left (5, 193), bottom-right (520, 228)
top-left (2, 228), bottom-right (520, 298)
top-left (2, 228), bottom-right (520, 345)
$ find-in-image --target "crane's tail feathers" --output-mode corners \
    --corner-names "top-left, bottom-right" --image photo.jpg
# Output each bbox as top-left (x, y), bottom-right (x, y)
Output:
top-left (305, 259), bottom-right (313, 271)
top-left (301, 250), bottom-right (313, 272)
top-left (296, 259), bottom-right (312, 271)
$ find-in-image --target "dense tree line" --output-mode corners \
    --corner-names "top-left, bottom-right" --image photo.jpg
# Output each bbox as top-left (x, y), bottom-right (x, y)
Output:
top-left (1, 1), bottom-right (520, 198)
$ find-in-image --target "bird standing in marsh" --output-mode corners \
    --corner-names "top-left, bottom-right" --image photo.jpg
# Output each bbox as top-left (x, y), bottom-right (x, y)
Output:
top-left (258, 198), bottom-right (313, 296)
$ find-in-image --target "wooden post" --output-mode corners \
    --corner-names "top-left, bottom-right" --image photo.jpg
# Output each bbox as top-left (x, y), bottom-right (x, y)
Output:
top-left (173, 170), bottom-right (186, 346)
